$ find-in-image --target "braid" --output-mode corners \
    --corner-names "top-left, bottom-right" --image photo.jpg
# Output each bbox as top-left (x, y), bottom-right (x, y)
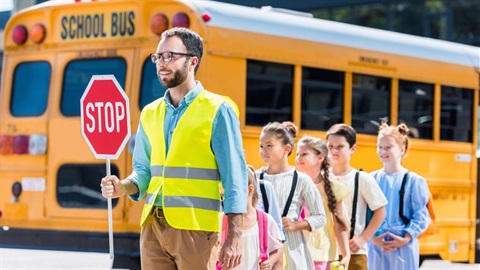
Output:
top-left (322, 161), bottom-right (349, 231)
top-left (321, 160), bottom-right (336, 213)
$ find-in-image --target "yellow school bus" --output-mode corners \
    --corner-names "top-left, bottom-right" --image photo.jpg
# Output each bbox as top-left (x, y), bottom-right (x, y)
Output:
top-left (0, 0), bottom-right (478, 268)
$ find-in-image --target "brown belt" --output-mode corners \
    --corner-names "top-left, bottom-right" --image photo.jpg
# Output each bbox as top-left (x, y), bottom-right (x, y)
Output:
top-left (153, 207), bottom-right (164, 218)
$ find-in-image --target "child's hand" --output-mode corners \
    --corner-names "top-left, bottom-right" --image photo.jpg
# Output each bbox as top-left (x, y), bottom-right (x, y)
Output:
top-left (339, 254), bottom-right (350, 270)
top-left (382, 232), bottom-right (412, 253)
top-left (371, 232), bottom-right (388, 248)
top-left (348, 234), bottom-right (366, 253)
top-left (281, 217), bottom-right (296, 231)
top-left (259, 259), bottom-right (272, 270)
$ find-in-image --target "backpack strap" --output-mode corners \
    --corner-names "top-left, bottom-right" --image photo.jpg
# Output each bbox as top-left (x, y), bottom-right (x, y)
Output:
top-left (399, 171), bottom-right (411, 225)
top-left (256, 209), bottom-right (269, 262)
top-left (350, 170), bottom-right (360, 239)
top-left (282, 170), bottom-right (298, 217)
top-left (220, 214), bottom-right (228, 245)
top-left (259, 180), bottom-right (269, 213)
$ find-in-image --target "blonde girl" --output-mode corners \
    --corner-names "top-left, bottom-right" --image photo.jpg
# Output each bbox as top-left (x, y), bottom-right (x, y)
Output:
top-left (257, 121), bottom-right (326, 269)
top-left (368, 123), bottom-right (430, 270)
top-left (296, 135), bottom-right (351, 270)
top-left (219, 165), bottom-right (283, 270)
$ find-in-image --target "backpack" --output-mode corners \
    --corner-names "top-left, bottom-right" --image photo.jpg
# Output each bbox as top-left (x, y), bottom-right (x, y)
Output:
top-left (217, 209), bottom-right (268, 269)
top-left (399, 171), bottom-right (436, 238)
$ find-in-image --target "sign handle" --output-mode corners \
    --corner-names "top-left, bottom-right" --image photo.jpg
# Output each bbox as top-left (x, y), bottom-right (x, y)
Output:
top-left (106, 158), bottom-right (114, 269)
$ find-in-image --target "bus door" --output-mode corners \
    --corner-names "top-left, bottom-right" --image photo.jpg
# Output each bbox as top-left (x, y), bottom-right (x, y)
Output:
top-left (0, 54), bottom-right (52, 223)
top-left (45, 49), bottom-right (135, 223)
top-left (477, 155), bottom-right (480, 263)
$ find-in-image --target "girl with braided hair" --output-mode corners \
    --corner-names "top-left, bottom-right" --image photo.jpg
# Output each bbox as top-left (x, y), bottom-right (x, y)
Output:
top-left (368, 123), bottom-right (431, 270)
top-left (296, 135), bottom-right (351, 270)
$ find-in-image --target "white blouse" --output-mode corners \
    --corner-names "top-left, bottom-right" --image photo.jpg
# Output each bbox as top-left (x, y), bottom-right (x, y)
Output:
top-left (232, 213), bottom-right (283, 270)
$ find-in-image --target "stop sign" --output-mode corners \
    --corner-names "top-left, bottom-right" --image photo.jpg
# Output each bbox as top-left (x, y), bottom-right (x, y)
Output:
top-left (80, 75), bottom-right (131, 160)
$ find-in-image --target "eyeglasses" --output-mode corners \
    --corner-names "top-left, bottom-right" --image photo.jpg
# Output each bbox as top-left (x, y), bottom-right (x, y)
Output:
top-left (150, 51), bottom-right (194, 63)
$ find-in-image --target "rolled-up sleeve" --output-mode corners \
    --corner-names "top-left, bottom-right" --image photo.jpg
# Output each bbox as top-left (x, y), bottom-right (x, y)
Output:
top-left (211, 103), bottom-right (247, 214)
top-left (404, 174), bottom-right (431, 238)
top-left (127, 122), bottom-right (151, 202)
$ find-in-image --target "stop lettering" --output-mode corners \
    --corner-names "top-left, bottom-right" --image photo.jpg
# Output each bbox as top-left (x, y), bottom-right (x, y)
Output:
top-left (85, 101), bottom-right (125, 133)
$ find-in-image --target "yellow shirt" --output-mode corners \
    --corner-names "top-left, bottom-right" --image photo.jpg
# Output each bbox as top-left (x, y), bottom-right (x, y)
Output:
top-left (307, 177), bottom-right (350, 262)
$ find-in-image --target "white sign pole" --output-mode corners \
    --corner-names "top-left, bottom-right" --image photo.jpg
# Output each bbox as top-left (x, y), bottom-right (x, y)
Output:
top-left (80, 75), bottom-right (130, 269)
top-left (106, 157), bottom-right (114, 269)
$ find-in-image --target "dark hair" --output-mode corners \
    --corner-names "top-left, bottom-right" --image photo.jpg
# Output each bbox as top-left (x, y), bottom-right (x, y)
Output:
top-left (161, 27), bottom-right (203, 73)
top-left (326, 123), bottom-right (356, 148)
top-left (261, 121), bottom-right (298, 156)
top-left (298, 135), bottom-right (349, 230)
top-left (378, 122), bottom-right (410, 157)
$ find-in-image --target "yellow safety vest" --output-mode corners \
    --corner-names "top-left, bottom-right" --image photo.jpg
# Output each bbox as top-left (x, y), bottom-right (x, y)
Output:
top-left (140, 90), bottom-right (238, 232)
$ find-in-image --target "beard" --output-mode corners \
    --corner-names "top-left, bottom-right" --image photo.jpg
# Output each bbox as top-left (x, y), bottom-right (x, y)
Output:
top-left (157, 60), bottom-right (189, 88)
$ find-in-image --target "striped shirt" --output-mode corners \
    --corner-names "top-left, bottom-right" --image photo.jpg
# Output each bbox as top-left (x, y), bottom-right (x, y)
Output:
top-left (257, 167), bottom-right (326, 270)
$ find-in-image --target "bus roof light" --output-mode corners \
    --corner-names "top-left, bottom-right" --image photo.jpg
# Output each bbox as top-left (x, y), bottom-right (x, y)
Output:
top-left (202, 13), bottom-right (211, 23)
top-left (150, 13), bottom-right (168, 36)
top-left (29, 134), bottom-right (47, 155)
top-left (12, 25), bottom-right (28, 45)
top-left (30, 23), bottom-right (46, 44)
top-left (0, 135), bottom-right (14, 155)
top-left (172, 12), bottom-right (190, 28)
top-left (13, 135), bottom-right (29, 154)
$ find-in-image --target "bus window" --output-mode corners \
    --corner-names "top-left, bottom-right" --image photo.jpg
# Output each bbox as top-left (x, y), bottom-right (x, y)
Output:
top-left (57, 164), bottom-right (119, 208)
top-left (398, 80), bottom-right (434, 139)
top-left (440, 86), bottom-right (473, 142)
top-left (246, 60), bottom-right (293, 126)
top-left (139, 56), bottom-right (167, 109)
top-left (61, 58), bottom-right (127, 116)
top-left (352, 74), bottom-right (390, 135)
top-left (301, 67), bottom-right (344, 131)
top-left (10, 61), bottom-right (51, 116)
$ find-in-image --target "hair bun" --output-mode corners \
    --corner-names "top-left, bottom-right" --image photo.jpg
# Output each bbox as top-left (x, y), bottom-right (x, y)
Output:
top-left (397, 123), bottom-right (410, 136)
top-left (282, 121), bottom-right (298, 139)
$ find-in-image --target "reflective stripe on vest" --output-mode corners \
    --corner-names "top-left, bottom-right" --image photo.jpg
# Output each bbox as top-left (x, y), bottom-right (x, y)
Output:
top-left (139, 90), bottom-right (234, 232)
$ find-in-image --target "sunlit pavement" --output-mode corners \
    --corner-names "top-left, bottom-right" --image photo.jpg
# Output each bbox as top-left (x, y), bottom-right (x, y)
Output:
top-left (1, 248), bottom-right (480, 270)
top-left (420, 260), bottom-right (480, 270)
top-left (0, 248), bottom-right (126, 270)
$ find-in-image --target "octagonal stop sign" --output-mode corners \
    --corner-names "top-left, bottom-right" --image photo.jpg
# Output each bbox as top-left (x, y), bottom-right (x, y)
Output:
top-left (80, 75), bottom-right (131, 160)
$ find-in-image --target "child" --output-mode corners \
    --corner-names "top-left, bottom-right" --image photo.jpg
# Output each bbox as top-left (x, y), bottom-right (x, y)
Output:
top-left (368, 123), bottom-right (431, 270)
top-left (219, 165), bottom-right (283, 270)
top-left (326, 123), bottom-right (387, 270)
top-left (296, 135), bottom-right (351, 270)
top-left (257, 121), bottom-right (326, 269)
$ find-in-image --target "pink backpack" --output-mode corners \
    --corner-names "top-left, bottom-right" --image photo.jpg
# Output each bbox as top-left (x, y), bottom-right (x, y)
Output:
top-left (216, 209), bottom-right (268, 269)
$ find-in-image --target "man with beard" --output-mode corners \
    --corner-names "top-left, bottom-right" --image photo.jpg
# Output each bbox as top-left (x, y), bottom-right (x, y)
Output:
top-left (100, 27), bottom-right (247, 270)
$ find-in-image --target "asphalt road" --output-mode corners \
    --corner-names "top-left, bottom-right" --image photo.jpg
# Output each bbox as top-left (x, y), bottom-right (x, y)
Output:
top-left (1, 248), bottom-right (479, 270)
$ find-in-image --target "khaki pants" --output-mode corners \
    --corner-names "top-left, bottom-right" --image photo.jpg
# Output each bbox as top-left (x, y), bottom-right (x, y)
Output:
top-left (340, 254), bottom-right (368, 270)
top-left (140, 207), bottom-right (220, 270)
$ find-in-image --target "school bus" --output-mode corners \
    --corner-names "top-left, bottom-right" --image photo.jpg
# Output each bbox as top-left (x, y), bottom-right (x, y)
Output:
top-left (0, 0), bottom-right (479, 268)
